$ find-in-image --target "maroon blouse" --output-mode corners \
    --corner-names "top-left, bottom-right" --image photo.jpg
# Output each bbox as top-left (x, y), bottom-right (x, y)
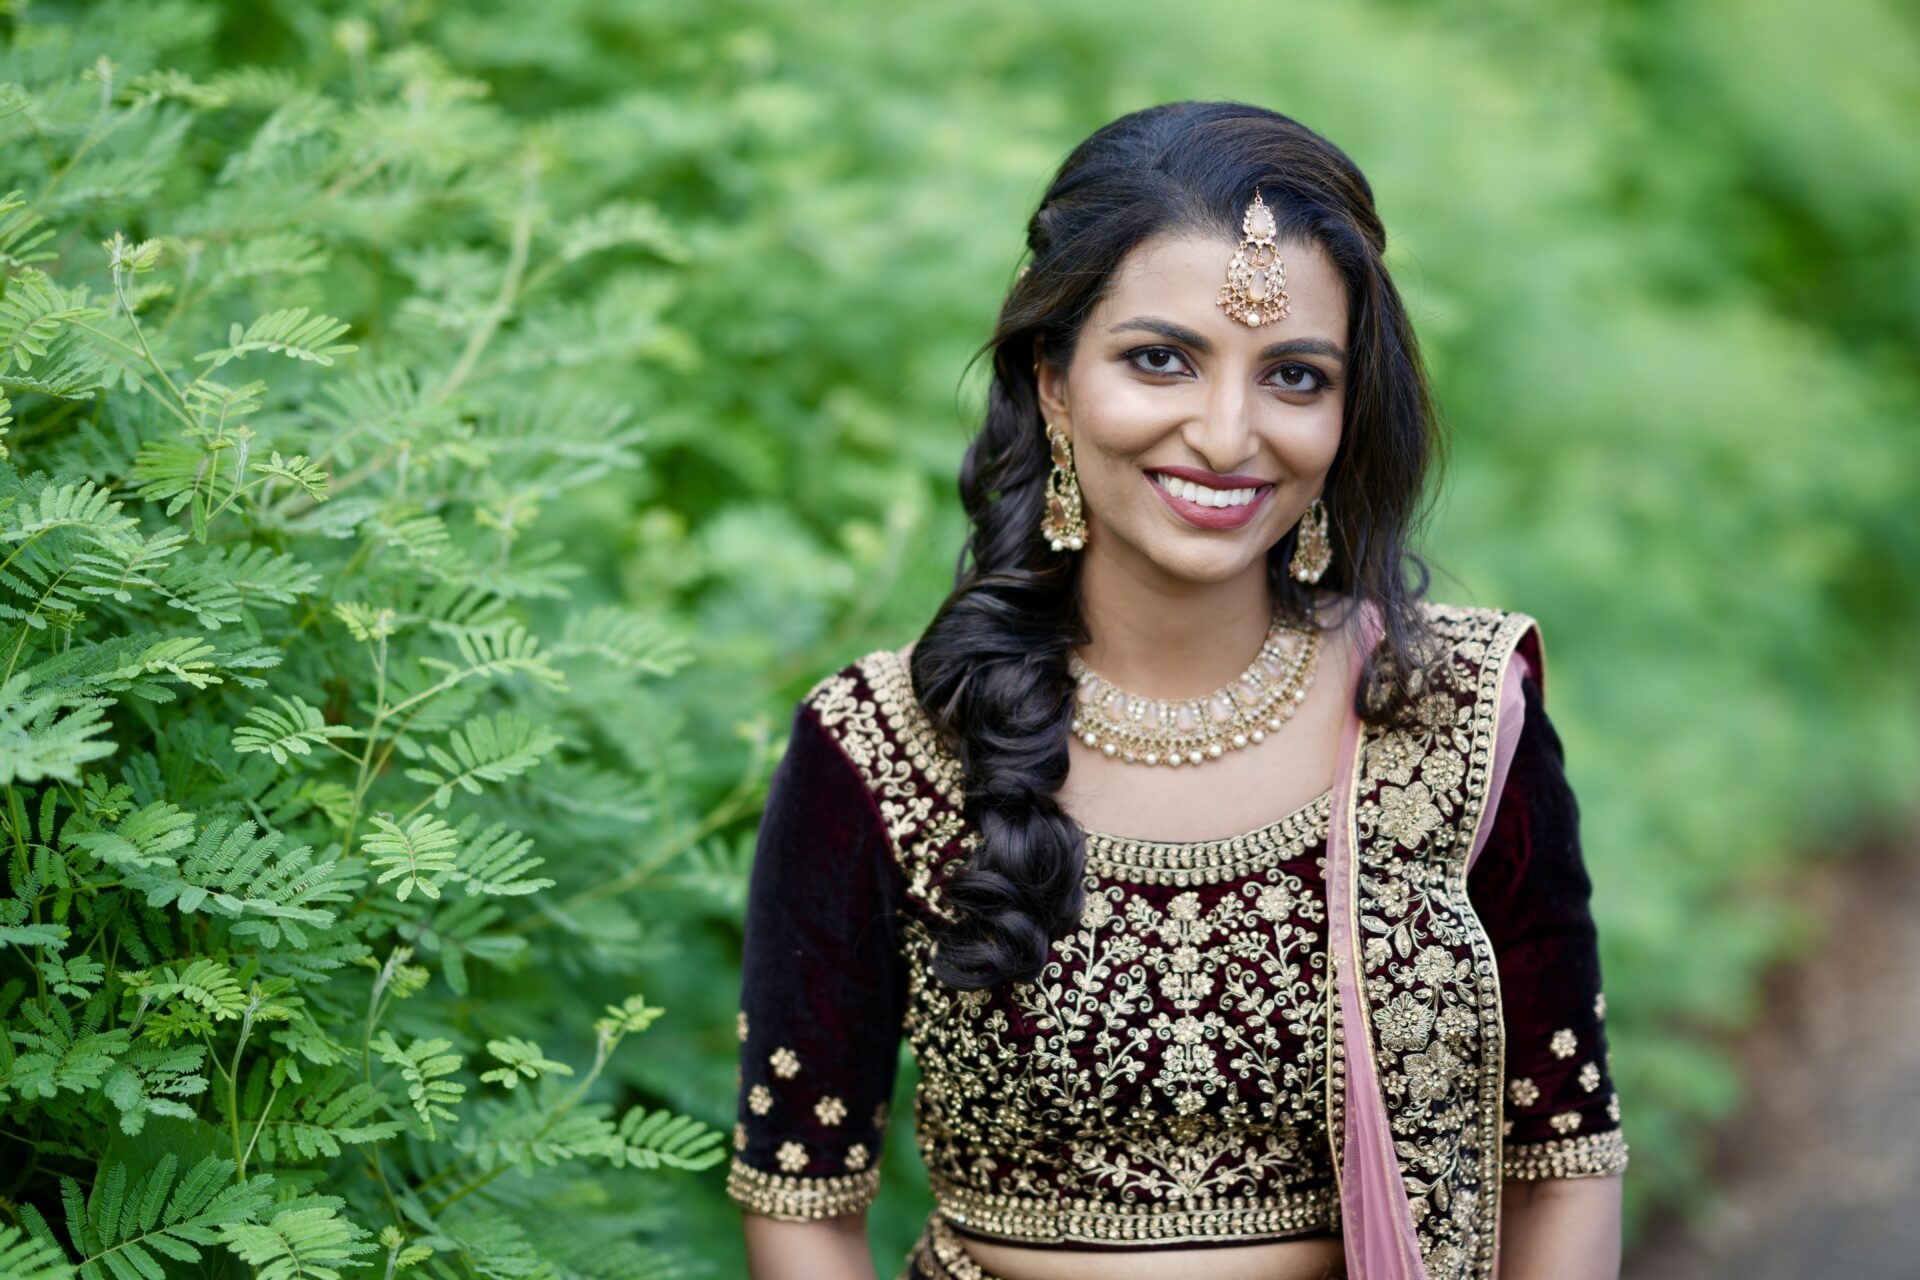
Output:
top-left (726, 644), bottom-right (1625, 1249)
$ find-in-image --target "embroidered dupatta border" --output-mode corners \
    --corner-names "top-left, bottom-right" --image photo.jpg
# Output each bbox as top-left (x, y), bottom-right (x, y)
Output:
top-left (1327, 604), bottom-right (1539, 1280)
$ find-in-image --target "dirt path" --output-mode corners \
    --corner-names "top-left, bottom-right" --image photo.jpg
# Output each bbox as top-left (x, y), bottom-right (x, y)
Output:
top-left (1624, 827), bottom-right (1920, 1278)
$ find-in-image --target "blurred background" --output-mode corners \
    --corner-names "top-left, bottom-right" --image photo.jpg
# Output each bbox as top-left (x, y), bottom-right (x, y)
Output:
top-left (4, 0), bottom-right (1917, 1275)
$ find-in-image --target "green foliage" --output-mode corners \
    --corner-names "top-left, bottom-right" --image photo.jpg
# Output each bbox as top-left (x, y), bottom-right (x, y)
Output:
top-left (0, 0), bottom-right (1914, 1274)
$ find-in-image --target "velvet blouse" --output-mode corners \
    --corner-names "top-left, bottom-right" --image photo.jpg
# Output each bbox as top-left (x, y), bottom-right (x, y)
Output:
top-left (726, 628), bottom-right (1626, 1253)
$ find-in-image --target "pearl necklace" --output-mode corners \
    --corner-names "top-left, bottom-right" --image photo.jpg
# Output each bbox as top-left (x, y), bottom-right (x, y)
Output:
top-left (1068, 613), bottom-right (1319, 768)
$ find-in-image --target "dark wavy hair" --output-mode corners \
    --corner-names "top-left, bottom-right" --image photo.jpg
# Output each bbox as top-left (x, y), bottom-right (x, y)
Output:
top-left (907, 101), bottom-right (1445, 991)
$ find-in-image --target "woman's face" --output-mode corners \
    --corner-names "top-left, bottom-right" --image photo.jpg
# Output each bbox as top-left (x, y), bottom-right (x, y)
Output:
top-left (1036, 230), bottom-right (1349, 589)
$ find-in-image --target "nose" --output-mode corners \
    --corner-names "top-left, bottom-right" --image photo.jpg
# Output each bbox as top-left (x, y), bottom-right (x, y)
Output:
top-left (1181, 379), bottom-right (1258, 475)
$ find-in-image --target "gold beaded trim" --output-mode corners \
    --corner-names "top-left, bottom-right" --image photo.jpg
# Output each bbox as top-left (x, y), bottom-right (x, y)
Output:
top-left (907, 1215), bottom-right (998, 1280)
top-left (725, 1157), bottom-right (881, 1220)
top-left (930, 1173), bottom-right (1333, 1246)
top-left (1080, 789), bottom-right (1332, 886)
top-left (1502, 1129), bottom-right (1629, 1180)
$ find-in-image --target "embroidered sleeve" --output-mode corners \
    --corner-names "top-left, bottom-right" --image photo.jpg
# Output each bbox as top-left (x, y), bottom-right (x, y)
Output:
top-left (726, 697), bottom-right (908, 1219)
top-left (1468, 665), bottom-right (1629, 1181)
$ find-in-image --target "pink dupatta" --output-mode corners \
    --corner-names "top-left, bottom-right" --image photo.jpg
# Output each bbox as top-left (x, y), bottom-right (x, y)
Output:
top-left (1328, 603), bottom-right (1532, 1280)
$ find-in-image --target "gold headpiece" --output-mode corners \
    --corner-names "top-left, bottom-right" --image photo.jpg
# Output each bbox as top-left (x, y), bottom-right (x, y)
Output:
top-left (1216, 191), bottom-right (1290, 326)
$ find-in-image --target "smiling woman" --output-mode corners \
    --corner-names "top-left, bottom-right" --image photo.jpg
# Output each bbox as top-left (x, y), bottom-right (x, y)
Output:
top-left (730, 101), bottom-right (1627, 1280)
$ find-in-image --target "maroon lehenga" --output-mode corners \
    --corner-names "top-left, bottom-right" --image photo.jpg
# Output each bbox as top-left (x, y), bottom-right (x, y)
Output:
top-left (727, 602), bottom-right (1627, 1280)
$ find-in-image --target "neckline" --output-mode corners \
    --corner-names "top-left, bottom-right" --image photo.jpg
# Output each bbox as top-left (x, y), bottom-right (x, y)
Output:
top-left (1077, 783), bottom-right (1335, 850)
top-left (1077, 785), bottom-right (1335, 886)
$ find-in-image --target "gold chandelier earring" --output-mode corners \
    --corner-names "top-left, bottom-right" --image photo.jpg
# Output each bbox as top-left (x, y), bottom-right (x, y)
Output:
top-left (1040, 421), bottom-right (1088, 553)
top-left (1289, 497), bottom-right (1332, 583)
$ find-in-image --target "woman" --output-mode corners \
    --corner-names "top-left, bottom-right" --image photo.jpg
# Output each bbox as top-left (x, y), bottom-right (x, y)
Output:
top-left (727, 101), bottom-right (1627, 1280)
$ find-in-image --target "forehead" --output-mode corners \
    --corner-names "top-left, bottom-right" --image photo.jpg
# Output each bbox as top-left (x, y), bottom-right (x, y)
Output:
top-left (1093, 231), bottom-right (1348, 346)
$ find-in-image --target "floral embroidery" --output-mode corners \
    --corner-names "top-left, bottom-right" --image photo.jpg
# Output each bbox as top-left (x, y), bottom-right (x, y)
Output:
top-left (1549, 1111), bottom-right (1581, 1135)
top-left (733, 1123), bottom-right (746, 1151)
top-left (1578, 1062), bottom-right (1601, 1092)
top-left (770, 1046), bottom-right (800, 1079)
top-left (1550, 1028), bottom-right (1577, 1059)
top-left (846, 1143), bottom-right (869, 1171)
top-left (776, 1141), bottom-right (808, 1172)
top-left (1607, 1092), bottom-right (1620, 1123)
top-left (748, 1084), bottom-right (772, 1115)
top-left (788, 606), bottom-right (1597, 1273)
top-left (815, 1095), bottom-right (847, 1126)
top-left (1593, 991), bottom-right (1606, 1019)
top-left (1508, 1077), bottom-right (1539, 1107)
top-left (737, 1011), bottom-right (749, 1042)
top-left (873, 1101), bottom-right (889, 1130)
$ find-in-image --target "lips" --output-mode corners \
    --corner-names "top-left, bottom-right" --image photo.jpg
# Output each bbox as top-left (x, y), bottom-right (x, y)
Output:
top-left (1145, 469), bottom-right (1274, 530)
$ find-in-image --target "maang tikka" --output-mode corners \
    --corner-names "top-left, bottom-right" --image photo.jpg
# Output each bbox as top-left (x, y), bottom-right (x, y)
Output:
top-left (1217, 190), bottom-right (1290, 327)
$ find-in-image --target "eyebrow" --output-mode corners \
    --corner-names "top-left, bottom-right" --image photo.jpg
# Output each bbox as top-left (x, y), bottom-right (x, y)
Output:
top-left (1106, 316), bottom-right (1348, 363)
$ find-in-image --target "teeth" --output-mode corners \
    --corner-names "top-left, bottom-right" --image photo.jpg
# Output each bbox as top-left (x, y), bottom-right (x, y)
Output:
top-left (1154, 472), bottom-right (1262, 508)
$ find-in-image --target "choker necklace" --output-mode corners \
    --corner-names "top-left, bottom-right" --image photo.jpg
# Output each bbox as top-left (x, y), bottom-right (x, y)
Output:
top-left (1068, 612), bottom-right (1319, 768)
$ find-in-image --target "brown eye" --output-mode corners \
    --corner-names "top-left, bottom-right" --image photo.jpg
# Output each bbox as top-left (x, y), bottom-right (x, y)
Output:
top-left (1272, 363), bottom-right (1325, 392)
top-left (1126, 346), bottom-right (1192, 376)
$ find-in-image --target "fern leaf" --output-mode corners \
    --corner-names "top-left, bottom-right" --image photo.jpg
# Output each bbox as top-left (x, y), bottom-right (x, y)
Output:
top-left (416, 623), bottom-right (567, 695)
top-left (551, 605), bottom-right (691, 677)
top-left (0, 268), bottom-right (104, 375)
top-left (59, 1155), bottom-right (271, 1280)
top-left (0, 674), bottom-right (117, 784)
top-left (362, 813), bottom-right (460, 902)
top-left (194, 307), bottom-right (357, 370)
top-left (122, 959), bottom-right (249, 1022)
top-left (369, 1032), bottom-right (464, 1138)
top-left (451, 820), bottom-right (551, 897)
top-left (549, 199), bottom-right (687, 267)
top-left (215, 1199), bottom-right (377, 1280)
top-left (250, 450), bottom-right (329, 500)
top-left (402, 710), bottom-right (561, 810)
top-left (0, 190), bottom-right (59, 268)
top-left (65, 800), bottom-right (198, 870)
top-left (233, 694), bottom-right (358, 764)
top-left (478, 1037), bottom-right (572, 1090)
top-left (8, 1000), bottom-right (131, 1099)
top-left (0, 1220), bottom-right (74, 1280)
top-left (608, 1103), bottom-right (727, 1171)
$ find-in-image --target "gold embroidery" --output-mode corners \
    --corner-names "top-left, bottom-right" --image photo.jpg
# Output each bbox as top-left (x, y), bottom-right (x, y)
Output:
top-left (733, 1123), bottom-right (746, 1151)
top-left (770, 1046), bottom-right (800, 1078)
top-left (846, 1143), bottom-right (870, 1171)
top-left (1606, 1092), bottom-right (1620, 1123)
top-left (873, 1101), bottom-right (889, 1130)
top-left (1081, 791), bottom-right (1332, 886)
top-left (803, 606), bottom-right (1538, 1266)
top-left (1508, 1077), bottom-right (1539, 1107)
top-left (747, 1084), bottom-right (772, 1115)
top-left (726, 1158), bottom-right (881, 1219)
top-left (1548, 1111), bottom-right (1581, 1134)
top-left (815, 1095), bottom-right (847, 1126)
top-left (1578, 1062), bottom-right (1601, 1092)
top-left (1503, 1130), bottom-right (1628, 1180)
top-left (776, 1141), bottom-right (807, 1171)
top-left (737, 1011), bottom-right (749, 1042)
top-left (1550, 1028), bottom-right (1577, 1059)
top-left (1594, 991), bottom-right (1606, 1019)
top-left (1336, 605), bottom-right (1538, 1280)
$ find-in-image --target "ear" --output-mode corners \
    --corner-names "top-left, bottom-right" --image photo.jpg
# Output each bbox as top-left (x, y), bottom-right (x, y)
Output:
top-left (1033, 338), bottom-right (1072, 438)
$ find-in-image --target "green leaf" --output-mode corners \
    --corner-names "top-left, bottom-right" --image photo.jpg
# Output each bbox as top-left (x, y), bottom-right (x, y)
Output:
top-left (362, 813), bottom-right (461, 902)
top-left (194, 307), bottom-right (357, 370)
top-left (401, 710), bottom-right (561, 810)
top-left (214, 1199), bottom-right (376, 1280)
top-left (233, 694), bottom-right (359, 764)
top-left (369, 1032), bottom-right (464, 1138)
top-left (0, 1219), bottom-right (74, 1280)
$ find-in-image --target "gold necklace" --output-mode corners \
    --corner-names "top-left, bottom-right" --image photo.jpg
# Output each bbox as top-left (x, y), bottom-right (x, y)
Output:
top-left (1068, 612), bottom-right (1319, 768)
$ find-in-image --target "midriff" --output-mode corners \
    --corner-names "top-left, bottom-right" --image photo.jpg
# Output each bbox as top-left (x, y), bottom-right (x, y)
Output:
top-left (959, 1234), bottom-right (1347, 1280)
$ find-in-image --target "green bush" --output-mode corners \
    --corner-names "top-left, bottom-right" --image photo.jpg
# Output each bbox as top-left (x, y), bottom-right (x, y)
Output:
top-left (2, 1), bottom-right (1916, 1275)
